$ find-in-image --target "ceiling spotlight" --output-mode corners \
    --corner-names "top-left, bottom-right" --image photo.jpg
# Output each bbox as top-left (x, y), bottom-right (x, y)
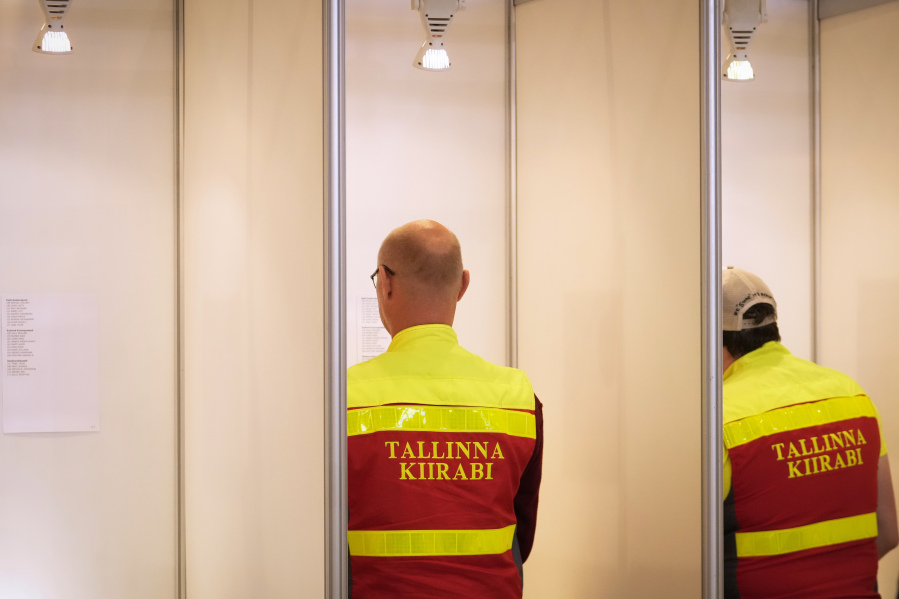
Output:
top-left (722, 0), bottom-right (766, 81)
top-left (34, 0), bottom-right (74, 55)
top-left (411, 0), bottom-right (466, 72)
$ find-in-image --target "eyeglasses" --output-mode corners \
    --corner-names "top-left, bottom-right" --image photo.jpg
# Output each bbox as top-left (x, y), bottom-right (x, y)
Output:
top-left (370, 264), bottom-right (396, 290)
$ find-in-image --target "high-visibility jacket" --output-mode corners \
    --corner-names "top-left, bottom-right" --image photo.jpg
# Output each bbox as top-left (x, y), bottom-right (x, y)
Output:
top-left (723, 342), bottom-right (885, 599)
top-left (347, 324), bottom-right (540, 599)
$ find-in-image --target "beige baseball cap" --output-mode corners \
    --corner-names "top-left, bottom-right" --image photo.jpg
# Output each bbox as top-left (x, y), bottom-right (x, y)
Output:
top-left (722, 266), bottom-right (777, 331)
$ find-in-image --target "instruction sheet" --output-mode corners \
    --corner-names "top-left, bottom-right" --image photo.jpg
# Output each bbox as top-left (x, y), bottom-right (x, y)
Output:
top-left (350, 294), bottom-right (391, 367)
top-left (1, 294), bottom-right (100, 433)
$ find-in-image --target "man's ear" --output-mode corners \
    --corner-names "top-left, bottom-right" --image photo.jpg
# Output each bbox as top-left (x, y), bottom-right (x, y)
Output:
top-left (380, 265), bottom-right (394, 299)
top-left (457, 270), bottom-right (470, 302)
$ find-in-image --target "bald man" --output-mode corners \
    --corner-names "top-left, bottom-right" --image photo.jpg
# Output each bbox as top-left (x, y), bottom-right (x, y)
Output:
top-left (347, 220), bottom-right (543, 599)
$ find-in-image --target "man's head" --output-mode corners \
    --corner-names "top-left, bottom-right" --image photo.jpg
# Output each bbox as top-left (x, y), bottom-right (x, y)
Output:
top-left (722, 267), bottom-right (781, 368)
top-left (373, 220), bottom-right (470, 336)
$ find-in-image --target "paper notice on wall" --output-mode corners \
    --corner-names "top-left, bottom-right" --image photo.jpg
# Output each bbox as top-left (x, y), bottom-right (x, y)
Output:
top-left (352, 294), bottom-right (390, 366)
top-left (1, 294), bottom-right (100, 433)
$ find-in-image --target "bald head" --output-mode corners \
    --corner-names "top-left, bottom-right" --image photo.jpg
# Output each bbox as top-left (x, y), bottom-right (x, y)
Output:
top-left (374, 220), bottom-right (470, 336)
top-left (378, 220), bottom-right (464, 301)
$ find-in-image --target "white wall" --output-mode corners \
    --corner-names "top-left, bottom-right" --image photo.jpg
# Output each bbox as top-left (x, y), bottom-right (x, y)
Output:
top-left (0, 0), bottom-right (178, 597)
top-left (721, 0), bottom-right (813, 360)
top-left (345, 0), bottom-right (509, 365)
top-left (182, 0), bottom-right (325, 597)
top-left (820, 3), bottom-right (899, 595)
top-left (516, 1), bottom-right (701, 596)
top-left (3, 1), bottom-right (867, 595)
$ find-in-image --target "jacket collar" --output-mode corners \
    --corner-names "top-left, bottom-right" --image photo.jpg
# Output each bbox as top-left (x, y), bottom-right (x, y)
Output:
top-left (723, 340), bottom-right (789, 381)
top-left (388, 324), bottom-right (458, 352)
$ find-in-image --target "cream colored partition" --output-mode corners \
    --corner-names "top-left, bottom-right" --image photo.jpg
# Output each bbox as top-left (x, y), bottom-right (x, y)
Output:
top-left (820, 3), bottom-right (899, 596)
top-left (516, 1), bottom-right (701, 596)
top-left (182, 0), bottom-right (324, 596)
top-left (721, 0), bottom-right (813, 359)
top-left (345, 0), bottom-right (509, 362)
top-left (0, 1), bottom-right (178, 597)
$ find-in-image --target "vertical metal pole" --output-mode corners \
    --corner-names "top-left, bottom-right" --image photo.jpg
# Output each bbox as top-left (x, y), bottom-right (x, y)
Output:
top-left (810, 0), bottom-right (822, 364)
top-left (324, 0), bottom-right (348, 596)
top-left (506, 0), bottom-right (518, 369)
top-left (700, 0), bottom-right (723, 597)
top-left (174, 0), bottom-right (186, 596)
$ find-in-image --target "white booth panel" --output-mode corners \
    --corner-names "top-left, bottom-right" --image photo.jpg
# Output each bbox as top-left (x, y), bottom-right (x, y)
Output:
top-left (346, 0), bottom-right (509, 365)
top-left (0, 1), bottom-right (178, 597)
top-left (182, 0), bottom-right (325, 597)
top-left (721, 0), bottom-right (813, 360)
top-left (516, 1), bottom-right (701, 596)
top-left (820, 3), bottom-right (899, 595)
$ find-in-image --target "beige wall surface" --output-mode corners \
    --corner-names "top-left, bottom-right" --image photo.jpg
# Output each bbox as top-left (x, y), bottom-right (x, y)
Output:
top-left (345, 0), bottom-right (509, 366)
top-left (820, 3), bottom-right (899, 595)
top-left (182, 0), bottom-right (324, 597)
top-left (721, 0), bottom-right (813, 360)
top-left (0, 0), bottom-right (178, 597)
top-left (516, 1), bottom-right (701, 596)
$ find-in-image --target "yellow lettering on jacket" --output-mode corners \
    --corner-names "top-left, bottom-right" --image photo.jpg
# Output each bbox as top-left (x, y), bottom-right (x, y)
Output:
top-left (417, 441), bottom-right (430, 459)
top-left (773, 427), bottom-right (872, 480)
top-left (829, 432), bottom-right (845, 450)
top-left (385, 439), bottom-right (509, 481)
top-left (786, 448), bottom-right (865, 478)
top-left (393, 462), bottom-right (498, 481)
top-left (473, 442), bottom-right (489, 459)
top-left (385, 441), bottom-right (399, 458)
top-left (799, 439), bottom-right (812, 456)
top-left (456, 442), bottom-right (470, 459)
top-left (431, 441), bottom-right (446, 459)
top-left (772, 443), bottom-right (786, 460)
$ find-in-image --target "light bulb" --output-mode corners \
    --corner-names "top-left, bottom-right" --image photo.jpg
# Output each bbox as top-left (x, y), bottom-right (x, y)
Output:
top-left (724, 58), bottom-right (754, 81)
top-left (418, 47), bottom-right (450, 71)
top-left (40, 30), bottom-right (71, 53)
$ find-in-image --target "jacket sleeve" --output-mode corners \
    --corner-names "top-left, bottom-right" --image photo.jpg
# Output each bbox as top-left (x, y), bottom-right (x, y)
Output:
top-left (513, 395), bottom-right (544, 562)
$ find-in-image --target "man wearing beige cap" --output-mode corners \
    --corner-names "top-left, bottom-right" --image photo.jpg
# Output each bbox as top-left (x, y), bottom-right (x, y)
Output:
top-left (721, 267), bottom-right (897, 598)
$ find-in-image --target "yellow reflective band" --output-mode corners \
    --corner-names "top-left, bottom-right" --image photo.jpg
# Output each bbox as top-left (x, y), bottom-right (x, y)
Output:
top-left (736, 512), bottom-right (877, 557)
top-left (348, 524), bottom-right (516, 557)
top-left (348, 406), bottom-right (536, 439)
top-left (724, 395), bottom-right (876, 449)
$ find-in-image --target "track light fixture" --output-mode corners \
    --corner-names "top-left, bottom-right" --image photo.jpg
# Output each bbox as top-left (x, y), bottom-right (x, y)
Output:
top-left (411, 0), bottom-right (466, 72)
top-left (33, 0), bottom-right (74, 54)
top-left (722, 0), bottom-right (766, 81)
